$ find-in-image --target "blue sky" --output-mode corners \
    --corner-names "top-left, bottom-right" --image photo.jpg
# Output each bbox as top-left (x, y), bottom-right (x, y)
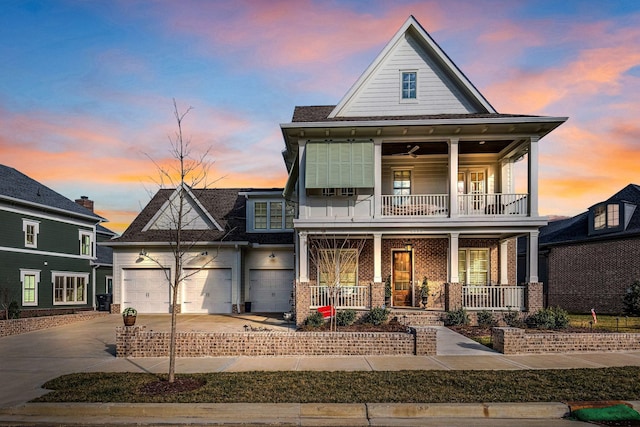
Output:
top-left (1, 0), bottom-right (639, 232)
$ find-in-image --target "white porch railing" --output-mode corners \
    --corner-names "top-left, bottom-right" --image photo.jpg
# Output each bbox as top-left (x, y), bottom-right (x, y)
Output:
top-left (310, 285), bottom-right (369, 309)
top-left (381, 194), bottom-right (449, 217)
top-left (462, 286), bottom-right (526, 311)
top-left (458, 193), bottom-right (528, 216)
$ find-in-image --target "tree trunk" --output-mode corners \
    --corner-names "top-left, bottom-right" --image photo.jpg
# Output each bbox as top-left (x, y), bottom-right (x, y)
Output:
top-left (168, 281), bottom-right (179, 383)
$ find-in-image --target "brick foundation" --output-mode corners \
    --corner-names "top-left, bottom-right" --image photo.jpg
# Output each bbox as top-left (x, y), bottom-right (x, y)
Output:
top-left (116, 326), bottom-right (438, 357)
top-left (0, 311), bottom-right (109, 337)
top-left (492, 327), bottom-right (640, 354)
top-left (110, 304), bottom-right (121, 314)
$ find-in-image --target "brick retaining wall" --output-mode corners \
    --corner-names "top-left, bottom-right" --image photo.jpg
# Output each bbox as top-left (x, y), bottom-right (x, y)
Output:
top-left (116, 326), bottom-right (437, 357)
top-left (0, 311), bottom-right (109, 337)
top-left (492, 327), bottom-right (640, 354)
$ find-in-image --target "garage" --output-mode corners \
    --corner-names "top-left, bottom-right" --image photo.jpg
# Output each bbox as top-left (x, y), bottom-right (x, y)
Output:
top-left (182, 268), bottom-right (232, 313)
top-left (123, 268), bottom-right (170, 313)
top-left (249, 269), bottom-right (294, 313)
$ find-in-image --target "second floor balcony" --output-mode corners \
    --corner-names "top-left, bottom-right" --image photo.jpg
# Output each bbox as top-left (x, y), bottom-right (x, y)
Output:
top-left (381, 193), bottom-right (529, 217)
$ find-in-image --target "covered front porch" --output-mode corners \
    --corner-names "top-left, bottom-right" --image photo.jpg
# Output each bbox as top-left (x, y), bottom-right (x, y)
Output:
top-left (294, 232), bottom-right (543, 325)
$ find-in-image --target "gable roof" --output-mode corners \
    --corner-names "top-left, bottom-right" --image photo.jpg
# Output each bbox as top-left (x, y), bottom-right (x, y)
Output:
top-left (329, 15), bottom-right (496, 118)
top-left (109, 188), bottom-right (293, 246)
top-left (0, 164), bottom-right (104, 222)
top-left (540, 184), bottom-right (640, 246)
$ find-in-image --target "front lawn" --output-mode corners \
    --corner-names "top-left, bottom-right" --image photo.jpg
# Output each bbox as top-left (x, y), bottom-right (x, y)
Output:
top-left (35, 368), bottom-right (640, 403)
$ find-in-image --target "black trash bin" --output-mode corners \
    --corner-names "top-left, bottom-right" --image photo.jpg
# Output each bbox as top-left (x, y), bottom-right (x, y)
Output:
top-left (96, 294), bottom-right (112, 311)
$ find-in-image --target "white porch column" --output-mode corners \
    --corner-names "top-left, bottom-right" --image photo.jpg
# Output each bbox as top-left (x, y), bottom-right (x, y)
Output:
top-left (500, 240), bottom-right (509, 285)
top-left (374, 139), bottom-right (382, 218)
top-left (449, 138), bottom-right (459, 217)
top-left (528, 136), bottom-right (539, 217)
top-left (526, 230), bottom-right (539, 283)
top-left (299, 232), bottom-right (309, 282)
top-left (373, 233), bottom-right (382, 283)
top-left (298, 140), bottom-right (308, 219)
top-left (501, 159), bottom-right (513, 194)
top-left (449, 232), bottom-right (459, 283)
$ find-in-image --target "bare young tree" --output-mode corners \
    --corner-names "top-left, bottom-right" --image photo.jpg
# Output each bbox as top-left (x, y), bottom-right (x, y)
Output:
top-left (307, 235), bottom-right (367, 331)
top-left (143, 99), bottom-right (225, 383)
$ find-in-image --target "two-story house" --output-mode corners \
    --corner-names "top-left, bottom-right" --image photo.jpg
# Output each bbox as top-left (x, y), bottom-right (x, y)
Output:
top-left (281, 16), bottom-right (567, 324)
top-left (107, 187), bottom-right (295, 314)
top-left (0, 165), bottom-right (111, 317)
top-left (527, 184), bottom-right (640, 314)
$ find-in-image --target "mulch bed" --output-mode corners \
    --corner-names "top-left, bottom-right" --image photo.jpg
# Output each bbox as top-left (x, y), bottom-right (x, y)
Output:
top-left (298, 319), bottom-right (408, 332)
top-left (449, 325), bottom-right (620, 339)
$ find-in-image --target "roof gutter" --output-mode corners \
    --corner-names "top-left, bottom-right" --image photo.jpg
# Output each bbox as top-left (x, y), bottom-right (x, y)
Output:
top-left (0, 194), bottom-right (105, 223)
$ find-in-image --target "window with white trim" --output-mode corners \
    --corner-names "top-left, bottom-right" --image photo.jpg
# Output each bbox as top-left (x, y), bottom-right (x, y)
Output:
top-left (20, 269), bottom-right (40, 306)
top-left (53, 272), bottom-right (88, 304)
top-left (23, 219), bottom-right (40, 248)
top-left (318, 249), bottom-right (357, 288)
top-left (251, 200), bottom-right (294, 231)
top-left (458, 249), bottom-right (489, 286)
top-left (401, 71), bottom-right (417, 100)
top-left (79, 231), bottom-right (93, 257)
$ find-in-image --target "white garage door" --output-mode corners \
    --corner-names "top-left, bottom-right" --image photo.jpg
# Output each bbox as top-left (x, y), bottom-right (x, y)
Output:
top-left (182, 268), bottom-right (232, 313)
top-left (250, 269), bottom-right (294, 313)
top-left (123, 269), bottom-right (170, 313)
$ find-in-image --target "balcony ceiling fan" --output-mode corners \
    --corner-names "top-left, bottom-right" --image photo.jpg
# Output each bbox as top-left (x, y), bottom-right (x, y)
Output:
top-left (393, 144), bottom-right (419, 158)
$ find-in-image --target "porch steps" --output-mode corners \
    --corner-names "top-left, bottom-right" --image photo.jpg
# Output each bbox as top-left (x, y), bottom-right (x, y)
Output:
top-left (389, 310), bottom-right (444, 326)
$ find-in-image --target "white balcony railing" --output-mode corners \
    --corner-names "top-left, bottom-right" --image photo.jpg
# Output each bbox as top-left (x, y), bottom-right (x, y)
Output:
top-left (310, 285), bottom-right (369, 309)
top-left (458, 193), bottom-right (528, 216)
top-left (381, 193), bottom-right (528, 217)
top-left (463, 286), bottom-right (526, 311)
top-left (381, 194), bottom-right (449, 217)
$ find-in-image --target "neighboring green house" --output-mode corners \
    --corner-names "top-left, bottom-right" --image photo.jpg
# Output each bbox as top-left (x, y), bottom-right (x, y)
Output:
top-left (0, 165), bottom-right (113, 317)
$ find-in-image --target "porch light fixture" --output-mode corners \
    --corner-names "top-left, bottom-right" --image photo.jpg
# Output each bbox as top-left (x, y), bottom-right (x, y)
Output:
top-left (404, 241), bottom-right (412, 251)
top-left (139, 249), bottom-right (147, 257)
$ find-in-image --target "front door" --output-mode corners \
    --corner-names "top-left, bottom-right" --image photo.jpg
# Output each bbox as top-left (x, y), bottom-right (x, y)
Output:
top-left (392, 251), bottom-right (412, 306)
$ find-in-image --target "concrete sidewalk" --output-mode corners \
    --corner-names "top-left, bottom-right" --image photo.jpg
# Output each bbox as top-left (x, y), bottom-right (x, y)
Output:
top-left (1, 314), bottom-right (640, 425)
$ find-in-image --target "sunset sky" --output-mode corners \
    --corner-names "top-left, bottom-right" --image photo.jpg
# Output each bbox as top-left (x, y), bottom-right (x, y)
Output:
top-left (1, 0), bottom-right (639, 234)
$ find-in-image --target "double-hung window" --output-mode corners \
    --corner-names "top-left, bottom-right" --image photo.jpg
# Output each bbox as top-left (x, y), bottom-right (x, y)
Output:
top-left (20, 269), bottom-right (40, 306)
top-left (253, 200), bottom-right (294, 231)
top-left (318, 249), bottom-right (358, 288)
top-left (79, 231), bottom-right (93, 257)
top-left (53, 272), bottom-right (88, 304)
top-left (458, 249), bottom-right (489, 285)
top-left (23, 219), bottom-right (40, 248)
top-left (401, 71), bottom-right (417, 100)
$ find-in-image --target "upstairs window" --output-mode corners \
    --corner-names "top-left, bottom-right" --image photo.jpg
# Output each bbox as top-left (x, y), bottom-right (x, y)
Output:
top-left (593, 203), bottom-right (620, 232)
top-left (401, 71), bottom-right (417, 100)
top-left (23, 219), bottom-right (40, 248)
top-left (79, 231), bottom-right (93, 257)
top-left (252, 200), bottom-right (294, 231)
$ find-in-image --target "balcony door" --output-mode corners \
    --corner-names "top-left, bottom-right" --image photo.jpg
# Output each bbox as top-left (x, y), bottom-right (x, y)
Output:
top-left (392, 250), bottom-right (413, 306)
top-left (458, 170), bottom-right (486, 214)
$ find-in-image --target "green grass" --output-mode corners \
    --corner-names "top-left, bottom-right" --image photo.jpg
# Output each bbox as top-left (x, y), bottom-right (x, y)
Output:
top-left (569, 314), bottom-right (640, 332)
top-left (35, 368), bottom-right (640, 404)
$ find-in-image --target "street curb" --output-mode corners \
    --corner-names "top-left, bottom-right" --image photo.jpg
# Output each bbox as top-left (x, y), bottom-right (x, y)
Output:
top-left (0, 402), bottom-right (573, 425)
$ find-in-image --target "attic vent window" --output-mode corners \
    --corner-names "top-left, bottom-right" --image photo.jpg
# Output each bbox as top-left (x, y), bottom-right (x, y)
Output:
top-left (401, 71), bottom-right (417, 100)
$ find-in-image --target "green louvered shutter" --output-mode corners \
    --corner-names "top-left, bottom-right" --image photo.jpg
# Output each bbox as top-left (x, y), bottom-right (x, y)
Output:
top-left (305, 141), bottom-right (374, 189)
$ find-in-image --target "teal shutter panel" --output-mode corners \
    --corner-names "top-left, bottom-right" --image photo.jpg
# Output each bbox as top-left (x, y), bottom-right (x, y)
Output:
top-left (305, 141), bottom-right (374, 188)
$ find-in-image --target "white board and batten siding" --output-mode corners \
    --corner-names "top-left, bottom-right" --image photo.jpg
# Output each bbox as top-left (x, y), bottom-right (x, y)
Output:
top-left (336, 34), bottom-right (479, 118)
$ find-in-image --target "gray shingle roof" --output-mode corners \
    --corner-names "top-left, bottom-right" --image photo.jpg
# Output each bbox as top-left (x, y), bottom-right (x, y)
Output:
top-left (291, 105), bottom-right (537, 123)
top-left (540, 184), bottom-right (640, 246)
top-left (0, 164), bottom-right (103, 221)
top-left (111, 188), bottom-right (293, 246)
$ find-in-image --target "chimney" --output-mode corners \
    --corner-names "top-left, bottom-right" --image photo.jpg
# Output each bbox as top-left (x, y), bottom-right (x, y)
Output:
top-left (75, 196), bottom-right (94, 212)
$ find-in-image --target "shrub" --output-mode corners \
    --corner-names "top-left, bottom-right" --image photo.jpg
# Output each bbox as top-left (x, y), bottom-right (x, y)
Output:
top-left (303, 312), bottom-right (325, 328)
top-left (526, 307), bottom-right (569, 330)
top-left (502, 309), bottom-right (525, 328)
top-left (7, 301), bottom-right (20, 319)
top-left (336, 309), bottom-right (357, 327)
top-left (624, 280), bottom-right (640, 315)
top-left (476, 310), bottom-right (496, 328)
top-left (363, 307), bottom-right (390, 326)
top-left (443, 308), bottom-right (469, 326)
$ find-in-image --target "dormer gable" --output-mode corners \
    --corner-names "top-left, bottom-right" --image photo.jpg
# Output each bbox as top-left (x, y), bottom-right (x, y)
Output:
top-left (587, 184), bottom-right (640, 236)
top-left (142, 184), bottom-right (223, 232)
top-left (329, 15), bottom-right (495, 119)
